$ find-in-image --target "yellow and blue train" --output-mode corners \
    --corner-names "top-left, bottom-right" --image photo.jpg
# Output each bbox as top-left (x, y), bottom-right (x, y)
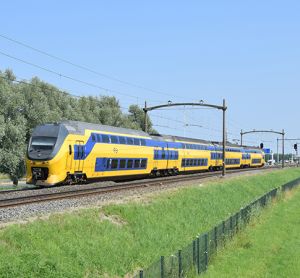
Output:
top-left (26, 121), bottom-right (265, 186)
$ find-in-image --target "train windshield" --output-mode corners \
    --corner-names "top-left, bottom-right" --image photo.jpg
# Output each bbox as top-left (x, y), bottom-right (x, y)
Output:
top-left (30, 136), bottom-right (57, 151)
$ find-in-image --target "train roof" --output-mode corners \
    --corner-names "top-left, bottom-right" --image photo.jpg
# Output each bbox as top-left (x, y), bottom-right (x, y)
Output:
top-left (56, 121), bottom-right (261, 150)
top-left (61, 121), bottom-right (150, 137)
top-left (157, 134), bottom-right (214, 145)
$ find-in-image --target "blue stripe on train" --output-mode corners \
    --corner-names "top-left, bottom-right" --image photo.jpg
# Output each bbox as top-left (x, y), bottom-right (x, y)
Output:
top-left (74, 132), bottom-right (260, 161)
top-left (95, 157), bottom-right (147, 172)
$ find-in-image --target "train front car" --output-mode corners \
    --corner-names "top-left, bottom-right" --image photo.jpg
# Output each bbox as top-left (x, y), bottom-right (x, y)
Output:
top-left (26, 123), bottom-right (70, 186)
top-left (26, 121), bottom-right (154, 186)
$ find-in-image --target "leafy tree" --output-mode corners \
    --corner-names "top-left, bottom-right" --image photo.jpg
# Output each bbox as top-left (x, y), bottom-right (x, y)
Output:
top-left (0, 69), bottom-right (155, 184)
top-left (127, 104), bottom-right (156, 133)
top-left (0, 74), bottom-right (27, 185)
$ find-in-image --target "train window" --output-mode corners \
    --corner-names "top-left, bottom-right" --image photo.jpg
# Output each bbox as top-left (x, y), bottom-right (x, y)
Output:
top-left (175, 151), bottom-right (179, 159)
top-left (198, 159), bottom-right (201, 166)
top-left (127, 159), bottom-right (133, 168)
top-left (134, 138), bottom-right (140, 145)
top-left (78, 146), bottom-right (83, 159)
top-left (111, 136), bottom-right (118, 144)
top-left (91, 134), bottom-right (96, 142)
top-left (127, 137), bottom-right (134, 145)
top-left (81, 146), bottom-right (85, 159)
top-left (77, 146), bottom-right (81, 159)
top-left (111, 159), bottom-right (118, 169)
top-left (162, 150), bottom-right (165, 159)
top-left (119, 137), bottom-right (126, 144)
top-left (141, 139), bottom-right (146, 146)
top-left (119, 159), bottom-right (126, 169)
top-left (134, 159), bottom-right (140, 168)
top-left (141, 159), bottom-right (147, 168)
top-left (181, 159), bottom-right (185, 167)
top-left (102, 135), bottom-right (109, 143)
top-left (96, 134), bottom-right (101, 142)
top-left (106, 159), bottom-right (112, 169)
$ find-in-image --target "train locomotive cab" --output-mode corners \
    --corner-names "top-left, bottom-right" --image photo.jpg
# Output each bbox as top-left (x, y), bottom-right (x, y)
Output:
top-left (26, 123), bottom-right (69, 186)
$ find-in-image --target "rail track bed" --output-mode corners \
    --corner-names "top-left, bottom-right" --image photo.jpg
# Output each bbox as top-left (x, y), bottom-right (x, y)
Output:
top-left (0, 167), bottom-right (280, 209)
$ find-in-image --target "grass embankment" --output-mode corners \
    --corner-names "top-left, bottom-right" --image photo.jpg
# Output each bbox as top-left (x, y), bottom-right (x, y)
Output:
top-left (0, 168), bottom-right (299, 277)
top-left (203, 186), bottom-right (300, 278)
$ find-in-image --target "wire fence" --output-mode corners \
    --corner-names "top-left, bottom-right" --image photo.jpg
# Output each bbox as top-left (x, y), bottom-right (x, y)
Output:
top-left (134, 177), bottom-right (300, 278)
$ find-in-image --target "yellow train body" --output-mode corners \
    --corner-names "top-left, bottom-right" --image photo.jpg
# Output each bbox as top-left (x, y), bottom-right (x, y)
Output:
top-left (26, 121), bottom-right (265, 186)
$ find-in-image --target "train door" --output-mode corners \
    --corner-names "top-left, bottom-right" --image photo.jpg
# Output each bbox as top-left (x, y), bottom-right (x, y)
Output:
top-left (75, 140), bottom-right (85, 172)
top-left (153, 146), bottom-right (160, 170)
top-left (182, 144), bottom-right (187, 171)
top-left (66, 144), bottom-right (73, 171)
top-left (215, 147), bottom-right (221, 168)
top-left (165, 144), bottom-right (169, 170)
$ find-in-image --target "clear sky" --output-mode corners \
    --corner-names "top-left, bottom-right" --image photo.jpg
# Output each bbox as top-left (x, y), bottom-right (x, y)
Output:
top-left (1, 1), bottom-right (299, 153)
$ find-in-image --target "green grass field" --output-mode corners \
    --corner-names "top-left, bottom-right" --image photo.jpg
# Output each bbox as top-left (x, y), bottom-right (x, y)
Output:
top-left (202, 186), bottom-right (300, 278)
top-left (0, 168), bottom-right (299, 277)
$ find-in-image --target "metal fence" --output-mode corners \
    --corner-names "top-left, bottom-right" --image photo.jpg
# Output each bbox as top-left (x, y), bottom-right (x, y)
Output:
top-left (134, 177), bottom-right (300, 278)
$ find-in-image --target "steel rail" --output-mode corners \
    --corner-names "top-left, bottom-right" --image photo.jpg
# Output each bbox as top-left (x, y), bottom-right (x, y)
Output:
top-left (0, 166), bottom-right (284, 209)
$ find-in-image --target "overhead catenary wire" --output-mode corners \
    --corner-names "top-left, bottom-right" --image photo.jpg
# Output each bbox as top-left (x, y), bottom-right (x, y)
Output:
top-left (2, 74), bottom-right (279, 148)
top-left (0, 50), bottom-right (142, 101)
top-left (0, 74), bottom-right (133, 111)
top-left (0, 33), bottom-right (192, 102)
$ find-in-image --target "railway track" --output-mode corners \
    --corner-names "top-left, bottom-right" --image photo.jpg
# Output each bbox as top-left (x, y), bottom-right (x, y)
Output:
top-left (0, 166), bottom-right (285, 209)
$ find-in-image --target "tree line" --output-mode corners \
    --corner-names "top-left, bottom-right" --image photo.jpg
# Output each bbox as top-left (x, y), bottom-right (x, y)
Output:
top-left (0, 69), bottom-right (155, 184)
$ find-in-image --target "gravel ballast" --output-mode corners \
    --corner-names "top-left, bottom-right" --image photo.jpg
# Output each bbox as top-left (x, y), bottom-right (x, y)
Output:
top-left (0, 168), bottom-right (281, 225)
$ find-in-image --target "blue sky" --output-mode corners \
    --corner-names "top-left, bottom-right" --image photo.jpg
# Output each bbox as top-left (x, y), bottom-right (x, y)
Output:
top-left (0, 1), bottom-right (299, 152)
